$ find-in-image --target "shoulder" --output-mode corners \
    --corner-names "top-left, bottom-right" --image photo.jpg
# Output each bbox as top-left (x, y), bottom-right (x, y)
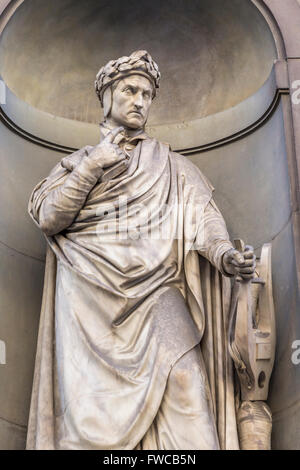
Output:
top-left (169, 150), bottom-right (214, 193)
top-left (170, 151), bottom-right (195, 170)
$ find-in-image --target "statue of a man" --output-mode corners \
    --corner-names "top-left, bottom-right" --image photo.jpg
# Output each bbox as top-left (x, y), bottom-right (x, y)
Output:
top-left (27, 51), bottom-right (255, 450)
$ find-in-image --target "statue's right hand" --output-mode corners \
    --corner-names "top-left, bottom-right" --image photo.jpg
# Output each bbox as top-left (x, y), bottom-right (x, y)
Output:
top-left (87, 126), bottom-right (126, 169)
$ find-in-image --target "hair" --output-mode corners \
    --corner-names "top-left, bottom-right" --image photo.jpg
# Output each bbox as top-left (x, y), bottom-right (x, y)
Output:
top-left (95, 50), bottom-right (160, 106)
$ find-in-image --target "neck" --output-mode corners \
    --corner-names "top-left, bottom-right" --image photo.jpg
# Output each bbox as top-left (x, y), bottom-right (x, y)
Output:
top-left (101, 118), bottom-right (145, 140)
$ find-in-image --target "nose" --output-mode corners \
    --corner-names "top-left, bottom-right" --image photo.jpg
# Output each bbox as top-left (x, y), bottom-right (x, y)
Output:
top-left (133, 92), bottom-right (143, 110)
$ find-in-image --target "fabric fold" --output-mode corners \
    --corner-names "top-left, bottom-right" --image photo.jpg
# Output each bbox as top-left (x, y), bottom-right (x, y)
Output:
top-left (27, 137), bottom-right (238, 450)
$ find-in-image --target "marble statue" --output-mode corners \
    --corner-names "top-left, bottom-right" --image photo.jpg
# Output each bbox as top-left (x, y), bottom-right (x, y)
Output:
top-left (26, 50), bottom-right (258, 450)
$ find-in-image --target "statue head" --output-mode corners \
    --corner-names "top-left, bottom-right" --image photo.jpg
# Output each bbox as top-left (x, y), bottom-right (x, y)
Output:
top-left (95, 50), bottom-right (160, 130)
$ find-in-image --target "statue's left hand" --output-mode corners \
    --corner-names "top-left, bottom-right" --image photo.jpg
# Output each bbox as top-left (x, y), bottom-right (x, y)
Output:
top-left (223, 245), bottom-right (256, 280)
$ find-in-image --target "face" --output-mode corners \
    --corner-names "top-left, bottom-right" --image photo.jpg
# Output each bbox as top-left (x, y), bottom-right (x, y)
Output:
top-left (109, 75), bottom-right (153, 129)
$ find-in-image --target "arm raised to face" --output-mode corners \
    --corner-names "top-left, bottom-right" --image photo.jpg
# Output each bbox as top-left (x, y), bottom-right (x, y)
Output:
top-left (29, 128), bottom-right (126, 236)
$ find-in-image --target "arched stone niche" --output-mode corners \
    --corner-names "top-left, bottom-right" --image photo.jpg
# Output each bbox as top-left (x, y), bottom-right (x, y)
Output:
top-left (0, 0), bottom-right (277, 125)
top-left (0, 0), bottom-right (299, 450)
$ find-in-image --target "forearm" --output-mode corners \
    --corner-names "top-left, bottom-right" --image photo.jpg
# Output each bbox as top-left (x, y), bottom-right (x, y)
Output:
top-left (196, 199), bottom-right (233, 276)
top-left (203, 238), bottom-right (234, 276)
top-left (38, 157), bottom-right (103, 236)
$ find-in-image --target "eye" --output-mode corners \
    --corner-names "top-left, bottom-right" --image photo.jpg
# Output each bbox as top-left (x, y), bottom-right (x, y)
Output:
top-left (123, 86), bottom-right (134, 95)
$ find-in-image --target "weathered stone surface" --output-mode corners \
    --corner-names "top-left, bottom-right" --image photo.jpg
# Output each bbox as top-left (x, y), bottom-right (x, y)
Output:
top-left (0, 120), bottom-right (61, 260)
top-left (0, 0), bottom-right (277, 125)
top-left (0, 242), bottom-right (44, 426)
top-left (0, 0), bottom-right (299, 450)
top-left (0, 417), bottom-right (26, 450)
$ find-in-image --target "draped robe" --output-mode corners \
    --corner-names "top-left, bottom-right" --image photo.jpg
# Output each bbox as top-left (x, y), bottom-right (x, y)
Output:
top-left (26, 135), bottom-right (239, 450)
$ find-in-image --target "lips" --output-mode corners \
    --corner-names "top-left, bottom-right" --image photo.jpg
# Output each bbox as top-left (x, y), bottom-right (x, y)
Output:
top-left (129, 111), bottom-right (143, 117)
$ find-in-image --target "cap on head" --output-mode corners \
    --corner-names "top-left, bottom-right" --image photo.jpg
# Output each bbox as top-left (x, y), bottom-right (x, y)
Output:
top-left (95, 50), bottom-right (160, 106)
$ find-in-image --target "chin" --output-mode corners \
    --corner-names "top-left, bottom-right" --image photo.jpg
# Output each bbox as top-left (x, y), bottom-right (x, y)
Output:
top-left (125, 118), bottom-right (145, 129)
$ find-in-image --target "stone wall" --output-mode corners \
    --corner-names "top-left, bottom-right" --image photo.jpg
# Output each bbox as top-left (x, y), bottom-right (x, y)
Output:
top-left (0, 0), bottom-right (299, 449)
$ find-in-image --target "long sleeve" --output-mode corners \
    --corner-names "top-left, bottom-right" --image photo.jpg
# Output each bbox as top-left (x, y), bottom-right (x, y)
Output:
top-left (196, 198), bottom-right (234, 276)
top-left (30, 153), bottom-right (104, 236)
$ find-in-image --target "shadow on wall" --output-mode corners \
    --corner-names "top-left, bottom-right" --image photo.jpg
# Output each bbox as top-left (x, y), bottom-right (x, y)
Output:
top-left (0, 0), bottom-right (277, 125)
